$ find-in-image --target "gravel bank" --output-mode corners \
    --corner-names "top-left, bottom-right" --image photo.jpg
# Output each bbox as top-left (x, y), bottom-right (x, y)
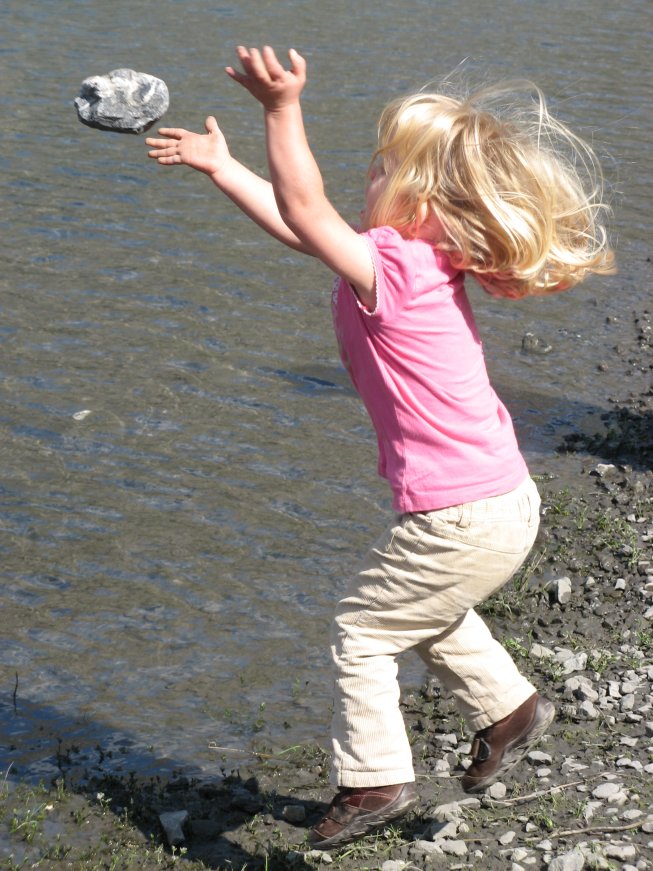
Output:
top-left (1, 309), bottom-right (651, 871)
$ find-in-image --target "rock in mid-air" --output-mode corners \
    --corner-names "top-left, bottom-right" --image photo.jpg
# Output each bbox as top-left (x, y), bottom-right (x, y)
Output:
top-left (74, 68), bottom-right (169, 134)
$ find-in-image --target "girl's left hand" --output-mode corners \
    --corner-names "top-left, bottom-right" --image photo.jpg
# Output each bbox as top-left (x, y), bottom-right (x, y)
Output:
top-left (226, 46), bottom-right (306, 111)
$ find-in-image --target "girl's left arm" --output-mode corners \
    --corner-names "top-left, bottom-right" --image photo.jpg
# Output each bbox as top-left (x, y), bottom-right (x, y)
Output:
top-left (146, 115), bottom-right (312, 253)
top-left (227, 46), bottom-right (376, 310)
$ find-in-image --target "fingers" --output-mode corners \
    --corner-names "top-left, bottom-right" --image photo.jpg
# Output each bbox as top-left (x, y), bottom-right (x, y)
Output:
top-left (152, 127), bottom-right (187, 140)
top-left (146, 146), bottom-right (180, 162)
top-left (287, 47), bottom-right (306, 80)
top-left (228, 44), bottom-right (304, 84)
top-left (261, 45), bottom-right (286, 80)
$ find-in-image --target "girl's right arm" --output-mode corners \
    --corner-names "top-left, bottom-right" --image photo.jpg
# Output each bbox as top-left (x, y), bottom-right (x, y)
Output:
top-left (146, 116), bottom-right (313, 254)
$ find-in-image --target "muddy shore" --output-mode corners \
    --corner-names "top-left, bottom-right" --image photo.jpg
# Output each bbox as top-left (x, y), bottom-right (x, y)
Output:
top-left (1, 308), bottom-right (651, 871)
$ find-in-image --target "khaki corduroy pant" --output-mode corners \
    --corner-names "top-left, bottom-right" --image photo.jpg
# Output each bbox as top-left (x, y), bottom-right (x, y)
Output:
top-left (331, 476), bottom-right (541, 787)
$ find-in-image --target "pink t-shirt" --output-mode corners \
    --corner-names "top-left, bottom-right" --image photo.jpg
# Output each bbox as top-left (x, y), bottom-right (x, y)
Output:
top-left (331, 225), bottom-right (528, 513)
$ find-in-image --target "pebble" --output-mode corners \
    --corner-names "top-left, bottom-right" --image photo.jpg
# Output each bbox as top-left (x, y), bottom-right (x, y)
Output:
top-left (547, 849), bottom-right (586, 871)
top-left (583, 801), bottom-right (602, 822)
top-left (158, 810), bottom-right (188, 847)
top-left (604, 843), bottom-right (637, 860)
top-left (555, 649), bottom-right (588, 674)
top-left (578, 700), bottom-right (599, 719)
top-left (592, 781), bottom-right (624, 799)
top-left (522, 332), bottom-right (552, 354)
top-left (616, 756), bottom-right (643, 770)
top-left (593, 463), bottom-right (618, 478)
top-left (499, 830), bottom-right (517, 845)
top-left (381, 861), bottom-right (409, 871)
top-left (428, 819), bottom-right (459, 840)
top-left (281, 803), bottom-right (306, 823)
top-left (414, 839), bottom-right (443, 855)
top-left (487, 782), bottom-right (507, 799)
top-left (305, 849), bottom-right (333, 863)
top-left (431, 798), bottom-right (480, 821)
top-left (440, 839), bottom-right (468, 856)
top-left (528, 750), bottom-right (553, 764)
top-left (565, 676), bottom-right (599, 702)
top-left (530, 643), bottom-right (555, 659)
top-left (552, 576), bottom-right (573, 604)
top-left (621, 691), bottom-right (636, 710)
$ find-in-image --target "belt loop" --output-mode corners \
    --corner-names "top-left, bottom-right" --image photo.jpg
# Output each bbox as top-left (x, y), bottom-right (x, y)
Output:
top-left (457, 502), bottom-right (472, 528)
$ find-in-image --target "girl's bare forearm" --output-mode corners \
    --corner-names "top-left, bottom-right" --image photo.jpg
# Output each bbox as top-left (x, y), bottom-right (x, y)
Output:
top-left (264, 103), bottom-right (330, 231)
top-left (210, 156), bottom-right (314, 254)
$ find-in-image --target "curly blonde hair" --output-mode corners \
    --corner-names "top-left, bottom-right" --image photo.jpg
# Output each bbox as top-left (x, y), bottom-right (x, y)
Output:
top-left (368, 81), bottom-right (614, 298)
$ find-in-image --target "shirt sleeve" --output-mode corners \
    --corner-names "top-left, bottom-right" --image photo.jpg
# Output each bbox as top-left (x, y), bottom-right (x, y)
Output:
top-left (361, 226), bottom-right (416, 323)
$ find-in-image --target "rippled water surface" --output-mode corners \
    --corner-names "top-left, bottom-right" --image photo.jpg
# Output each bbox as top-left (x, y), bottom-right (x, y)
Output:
top-left (1, 0), bottom-right (651, 782)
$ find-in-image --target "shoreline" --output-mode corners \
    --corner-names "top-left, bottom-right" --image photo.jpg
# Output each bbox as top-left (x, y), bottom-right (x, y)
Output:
top-left (1, 309), bottom-right (651, 870)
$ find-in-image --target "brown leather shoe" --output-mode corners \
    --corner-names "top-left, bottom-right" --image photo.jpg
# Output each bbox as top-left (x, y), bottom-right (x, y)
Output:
top-left (461, 692), bottom-right (555, 793)
top-left (308, 782), bottom-right (418, 849)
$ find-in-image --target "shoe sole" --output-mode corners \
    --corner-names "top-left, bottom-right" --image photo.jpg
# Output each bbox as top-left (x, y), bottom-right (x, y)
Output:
top-left (463, 698), bottom-right (556, 794)
top-left (309, 789), bottom-right (419, 850)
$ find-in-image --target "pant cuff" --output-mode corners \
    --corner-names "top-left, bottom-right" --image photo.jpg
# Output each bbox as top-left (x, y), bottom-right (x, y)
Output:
top-left (332, 768), bottom-right (416, 788)
top-left (466, 682), bottom-right (536, 732)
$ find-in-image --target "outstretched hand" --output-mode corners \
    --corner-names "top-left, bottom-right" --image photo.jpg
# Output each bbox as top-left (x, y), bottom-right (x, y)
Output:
top-left (146, 116), bottom-right (230, 177)
top-left (226, 45), bottom-right (306, 111)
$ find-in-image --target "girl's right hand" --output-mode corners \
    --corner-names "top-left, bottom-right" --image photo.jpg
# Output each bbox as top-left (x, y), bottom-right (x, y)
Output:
top-left (146, 116), bottom-right (230, 178)
top-left (226, 46), bottom-right (306, 112)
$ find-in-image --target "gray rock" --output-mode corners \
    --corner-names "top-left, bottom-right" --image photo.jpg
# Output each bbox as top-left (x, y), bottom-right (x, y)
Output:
top-left (159, 810), bottom-right (188, 847)
top-left (528, 750), bottom-right (553, 764)
top-left (428, 819), bottom-right (460, 840)
top-left (593, 463), bottom-right (618, 478)
top-left (414, 839), bottom-right (444, 855)
top-left (552, 576), bottom-right (573, 604)
top-left (621, 693), bottom-right (636, 711)
top-left (604, 844), bottom-right (637, 860)
top-left (592, 781), bottom-right (624, 800)
top-left (487, 782), bottom-right (507, 799)
top-left (578, 700), bottom-right (599, 720)
top-left (430, 797), bottom-right (481, 821)
top-left (555, 649), bottom-right (588, 674)
top-left (547, 848), bottom-right (586, 871)
top-left (440, 839), bottom-right (468, 856)
top-left (281, 803), bottom-right (306, 823)
top-left (565, 676), bottom-right (599, 702)
top-left (381, 861), bottom-right (409, 871)
top-left (522, 332), bottom-right (552, 355)
top-left (74, 68), bottom-right (169, 134)
top-left (530, 642), bottom-right (555, 660)
top-left (305, 849), bottom-right (333, 863)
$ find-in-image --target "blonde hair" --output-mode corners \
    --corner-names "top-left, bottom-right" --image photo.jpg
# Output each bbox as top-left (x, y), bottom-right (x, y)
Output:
top-left (368, 81), bottom-right (615, 298)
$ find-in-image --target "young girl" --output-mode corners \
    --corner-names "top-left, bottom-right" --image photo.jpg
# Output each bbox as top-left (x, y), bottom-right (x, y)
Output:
top-left (146, 46), bottom-right (613, 849)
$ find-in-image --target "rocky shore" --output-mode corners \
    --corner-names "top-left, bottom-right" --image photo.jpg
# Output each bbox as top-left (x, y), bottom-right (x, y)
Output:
top-left (1, 309), bottom-right (651, 870)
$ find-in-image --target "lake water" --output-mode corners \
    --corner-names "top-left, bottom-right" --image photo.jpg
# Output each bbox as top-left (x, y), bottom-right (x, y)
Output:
top-left (1, 0), bottom-right (650, 784)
